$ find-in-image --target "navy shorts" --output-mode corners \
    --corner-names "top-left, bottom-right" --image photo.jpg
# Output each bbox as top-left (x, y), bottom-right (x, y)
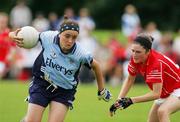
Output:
top-left (28, 77), bottom-right (76, 108)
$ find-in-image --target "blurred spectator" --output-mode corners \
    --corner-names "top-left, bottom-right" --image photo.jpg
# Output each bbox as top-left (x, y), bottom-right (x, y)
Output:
top-left (77, 8), bottom-right (97, 83)
top-left (95, 43), bottom-right (112, 82)
top-left (59, 7), bottom-right (77, 27)
top-left (48, 12), bottom-right (60, 30)
top-left (32, 12), bottom-right (49, 32)
top-left (172, 29), bottom-right (180, 65)
top-left (158, 32), bottom-right (178, 63)
top-left (145, 21), bottom-right (162, 50)
top-left (78, 36), bottom-right (99, 83)
top-left (63, 7), bottom-right (77, 20)
top-left (105, 32), bottom-right (126, 86)
top-left (15, 45), bottom-right (41, 81)
top-left (121, 4), bottom-right (141, 40)
top-left (78, 8), bottom-right (95, 39)
top-left (10, 0), bottom-right (32, 29)
top-left (0, 12), bottom-right (16, 79)
top-left (78, 8), bottom-right (97, 55)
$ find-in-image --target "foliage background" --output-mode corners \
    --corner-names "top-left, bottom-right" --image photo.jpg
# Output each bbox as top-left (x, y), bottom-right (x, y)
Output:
top-left (0, 0), bottom-right (180, 30)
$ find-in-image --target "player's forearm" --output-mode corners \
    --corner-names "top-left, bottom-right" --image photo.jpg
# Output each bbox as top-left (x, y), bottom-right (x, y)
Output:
top-left (131, 91), bottom-right (160, 103)
top-left (118, 80), bottom-right (131, 98)
top-left (118, 75), bottom-right (135, 99)
top-left (92, 60), bottom-right (104, 91)
top-left (132, 82), bottom-right (162, 103)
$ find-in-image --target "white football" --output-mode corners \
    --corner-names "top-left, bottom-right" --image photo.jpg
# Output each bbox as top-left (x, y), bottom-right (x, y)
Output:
top-left (17, 26), bottom-right (39, 49)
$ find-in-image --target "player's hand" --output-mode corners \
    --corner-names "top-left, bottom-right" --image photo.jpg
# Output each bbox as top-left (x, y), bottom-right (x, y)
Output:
top-left (9, 29), bottom-right (24, 47)
top-left (109, 99), bottom-right (123, 116)
top-left (109, 97), bottom-right (133, 116)
top-left (109, 103), bottom-right (118, 116)
top-left (98, 88), bottom-right (112, 102)
top-left (119, 97), bottom-right (133, 109)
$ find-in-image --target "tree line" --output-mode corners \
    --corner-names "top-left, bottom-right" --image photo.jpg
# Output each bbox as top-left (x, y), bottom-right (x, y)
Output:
top-left (1, 0), bottom-right (180, 30)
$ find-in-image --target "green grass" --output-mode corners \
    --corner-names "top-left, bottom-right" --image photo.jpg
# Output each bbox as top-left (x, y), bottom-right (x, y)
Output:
top-left (92, 30), bottom-right (179, 45)
top-left (0, 80), bottom-right (179, 122)
top-left (92, 30), bottom-right (127, 44)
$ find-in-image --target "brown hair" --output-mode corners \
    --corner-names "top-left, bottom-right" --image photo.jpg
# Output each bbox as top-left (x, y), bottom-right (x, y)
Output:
top-left (134, 33), bottom-right (154, 51)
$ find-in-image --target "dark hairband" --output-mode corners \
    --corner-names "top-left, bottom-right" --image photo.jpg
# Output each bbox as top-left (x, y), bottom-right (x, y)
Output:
top-left (134, 36), bottom-right (153, 50)
top-left (59, 23), bottom-right (79, 33)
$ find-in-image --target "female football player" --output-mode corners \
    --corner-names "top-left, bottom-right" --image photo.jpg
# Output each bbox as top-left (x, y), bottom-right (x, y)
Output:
top-left (9, 15), bottom-right (112, 122)
top-left (110, 33), bottom-right (180, 122)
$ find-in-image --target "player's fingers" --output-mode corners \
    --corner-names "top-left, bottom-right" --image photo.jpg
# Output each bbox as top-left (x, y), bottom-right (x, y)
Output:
top-left (118, 106), bottom-right (124, 110)
top-left (12, 35), bottom-right (23, 44)
top-left (15, 39), bottom-right (24, 47)
top-left (16, 43), bottom-right (23, 48)
top-left (14, 36), bottom-right (23, 41)
top-left (15, 28), bottom-right (21, 36)
top-left (18, 44), bottom-right (24, 48)
top-left (116, 103), bottom-right (121, 107)
top-left (109, 94), bottom-right (113, 100)
top-left (15, 38), bottom-right (23, 44)
top-left (114, 102), bottom-right (120, 107)
top-left (114, 102), bottom-right (123, 110)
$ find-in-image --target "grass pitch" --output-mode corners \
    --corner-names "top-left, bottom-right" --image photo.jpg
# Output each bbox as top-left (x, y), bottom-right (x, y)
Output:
top-left (0, 80), bottom-right (179, 122)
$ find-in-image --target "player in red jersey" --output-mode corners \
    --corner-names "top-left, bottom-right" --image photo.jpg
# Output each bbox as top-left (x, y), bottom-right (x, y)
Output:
top-left (109, 33), bottom-right (180, 122)
top-left (0, 12), bottom-right (16, 78)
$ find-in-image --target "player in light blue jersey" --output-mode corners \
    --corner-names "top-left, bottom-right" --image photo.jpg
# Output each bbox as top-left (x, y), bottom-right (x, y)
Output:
top-left (9, 15), bottom-right (112, 122)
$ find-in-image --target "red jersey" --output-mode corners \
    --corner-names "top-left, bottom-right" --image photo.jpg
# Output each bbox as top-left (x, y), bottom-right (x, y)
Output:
top-left (128, 50), bottom-right (180, 98)
top-left (0, 28), bottom-right (15, 63)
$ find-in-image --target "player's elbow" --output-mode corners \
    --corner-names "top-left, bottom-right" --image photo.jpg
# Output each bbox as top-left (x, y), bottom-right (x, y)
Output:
top-left (91, 59), bottom-right (100, 70)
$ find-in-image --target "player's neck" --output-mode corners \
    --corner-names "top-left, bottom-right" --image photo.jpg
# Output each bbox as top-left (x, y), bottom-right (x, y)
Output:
top-left (60, 43), bottom-right (76, 54)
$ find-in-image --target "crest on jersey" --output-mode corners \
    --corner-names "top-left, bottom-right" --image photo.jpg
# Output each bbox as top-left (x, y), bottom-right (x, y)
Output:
top-left (50, 50), bottom-right (57, 59)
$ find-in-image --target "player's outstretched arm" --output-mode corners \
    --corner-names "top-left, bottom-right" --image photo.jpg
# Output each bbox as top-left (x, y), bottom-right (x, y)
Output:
top-left (109, 97), bottom-right (133, 116)
top-left (109, 74), bottom-right (135, 116)
top-left (109, 80), bottom-right (162, 116)
top-left (91, 59), bottom-right (112, 102)
top-left (130, 82), bottom-right (162, 103)
top-left (9, 26), bottom-right (39, 49)
top-left (118, 74), bottom-right (135, 99)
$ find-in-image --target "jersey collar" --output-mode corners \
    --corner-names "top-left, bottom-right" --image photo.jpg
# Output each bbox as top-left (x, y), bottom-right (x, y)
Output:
top-left (146, 50), bottom-right (153, 66)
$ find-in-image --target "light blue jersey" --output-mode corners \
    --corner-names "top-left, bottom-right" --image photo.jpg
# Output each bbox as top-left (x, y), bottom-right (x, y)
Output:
top-left (32, 31), bottom-right (93, 89)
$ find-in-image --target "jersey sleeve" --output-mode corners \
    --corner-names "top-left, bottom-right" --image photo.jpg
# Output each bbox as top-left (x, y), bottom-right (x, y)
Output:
top-left (128, 58), bottom-right (137, 76)
top-left (146, 61), bottom-right (162, 83)
top-left (39, 31), bottom-right (47, 48)
top-left (81, 51), bottom-right (93, 69)
top-left (39, 31), bottom-right (58, 48)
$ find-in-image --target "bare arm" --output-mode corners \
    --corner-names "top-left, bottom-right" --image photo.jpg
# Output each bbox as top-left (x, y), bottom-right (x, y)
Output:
top-left (109, 80), bottom-right (162, 114)
top-left (118, 74), bottom-right (136, 99)
top-left (91, 59), bottom-right (104, 91)
top-left (131, 82), bottom-right (162, 103)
